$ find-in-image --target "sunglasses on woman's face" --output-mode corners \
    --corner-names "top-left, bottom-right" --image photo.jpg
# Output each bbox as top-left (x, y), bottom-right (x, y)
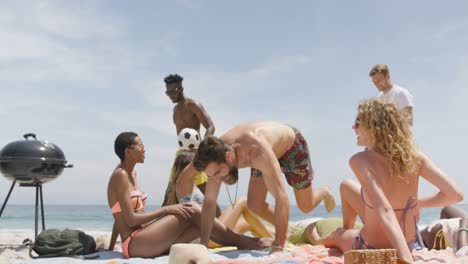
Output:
top-left (354, 118), bottom-right (361, 128)
top-left (129, 144), bottom-right (145, 150)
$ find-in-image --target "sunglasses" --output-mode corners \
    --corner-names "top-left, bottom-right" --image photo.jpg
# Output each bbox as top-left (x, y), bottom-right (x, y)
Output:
top-left (165, 87), bottom-right (181, 96)
top-left (129, 144), bottom-right (145, 150)
top-left (354, 118), bottom-right (361, 128)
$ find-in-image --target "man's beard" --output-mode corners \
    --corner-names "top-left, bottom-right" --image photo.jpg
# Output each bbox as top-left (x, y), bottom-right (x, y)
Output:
top-left (171, 95), bottom-right (182, 103)
top-left (225, 165), bottom-right (239, 185)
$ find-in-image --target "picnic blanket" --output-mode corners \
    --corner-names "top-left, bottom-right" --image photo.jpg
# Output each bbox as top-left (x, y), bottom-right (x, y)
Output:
top-left (211, 244), bottom-right (468, 264)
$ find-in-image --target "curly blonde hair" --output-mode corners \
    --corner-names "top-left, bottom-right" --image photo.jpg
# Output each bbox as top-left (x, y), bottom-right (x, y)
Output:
top-left (358, 99), bottom-right (419, 178)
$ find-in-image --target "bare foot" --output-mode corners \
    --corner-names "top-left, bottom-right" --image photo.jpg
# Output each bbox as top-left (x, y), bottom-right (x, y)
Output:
top-left (324, 187), bottom-right (336, 212)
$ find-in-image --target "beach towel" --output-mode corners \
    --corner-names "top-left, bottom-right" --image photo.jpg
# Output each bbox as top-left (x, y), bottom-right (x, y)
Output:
top-left (315, 218), bottom-right (363, 237)
top-left (287, 217), bottom-right (363, 245)
top-left (287, 217), bottom-right (322, 244)
top-left (210, 244), bottom-right (468, 264)
top-left (427, 217), bottom-right (460, 248)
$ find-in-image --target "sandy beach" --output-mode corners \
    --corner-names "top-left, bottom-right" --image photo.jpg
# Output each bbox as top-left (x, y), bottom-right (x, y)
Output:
top-left (0, 229), bottom-right (269, 264)
top-left (3, 228), bottom-right (468, 264)
top-left (0, 229), bottom-right (34, 263)
top-left (0, 228), bottom-right (268, 264)
top-left (0, 229), bottom-right (121, 264)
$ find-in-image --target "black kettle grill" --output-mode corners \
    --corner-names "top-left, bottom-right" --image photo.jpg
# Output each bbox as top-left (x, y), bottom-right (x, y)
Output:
top-left (0, 133), bottom-right (73, 237)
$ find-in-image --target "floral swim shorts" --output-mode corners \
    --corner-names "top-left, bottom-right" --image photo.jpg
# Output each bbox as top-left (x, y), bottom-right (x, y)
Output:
top-left (251, 126), bottom-right (313, 190)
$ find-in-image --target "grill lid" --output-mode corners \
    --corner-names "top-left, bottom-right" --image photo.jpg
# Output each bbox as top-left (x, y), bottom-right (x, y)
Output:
top-left (0, 133), bottom-right (67, 163)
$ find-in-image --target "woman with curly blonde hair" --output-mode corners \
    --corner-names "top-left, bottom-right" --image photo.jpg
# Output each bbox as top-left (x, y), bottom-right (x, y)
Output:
top-left (309, 99), bottom-right (463, 264)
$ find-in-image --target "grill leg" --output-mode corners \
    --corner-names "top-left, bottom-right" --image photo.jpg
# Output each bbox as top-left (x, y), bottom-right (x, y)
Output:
top-left (35, 184), bottom-right (39, 238)
top-left (39, 185), bottom-right (45, 231)
top-left (0, 180), bottom-right (16, 217)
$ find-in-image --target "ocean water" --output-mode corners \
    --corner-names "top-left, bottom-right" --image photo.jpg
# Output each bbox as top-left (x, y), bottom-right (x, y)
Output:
top-left (2, 204), bottom-right (467, 232)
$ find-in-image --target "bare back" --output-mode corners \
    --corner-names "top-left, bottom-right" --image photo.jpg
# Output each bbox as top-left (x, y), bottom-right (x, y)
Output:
top-left (359, 151), bottom-right (421, 248)
top-left (220, 121), bottom-right (295, 167)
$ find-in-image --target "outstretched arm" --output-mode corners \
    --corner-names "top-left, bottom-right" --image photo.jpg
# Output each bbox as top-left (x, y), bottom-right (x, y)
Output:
top-left (252, 138), bottom-right (289, 252)
top-left (200, 176), bottom-right (222, 247)
top-left (187, 100), bottom-right (215, 138)
top-left (417, 152), bottom-right (463, 208)
top-left (350, 155), bottom-right (413, 263)
top-left (196, 183), bottom-right (222, 217)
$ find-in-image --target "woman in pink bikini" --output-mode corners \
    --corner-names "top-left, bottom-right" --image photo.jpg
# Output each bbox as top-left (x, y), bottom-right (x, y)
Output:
top-left (309, 99), bottom-right (463, 264)
top-left (107, 132), bottom-right (268, 258)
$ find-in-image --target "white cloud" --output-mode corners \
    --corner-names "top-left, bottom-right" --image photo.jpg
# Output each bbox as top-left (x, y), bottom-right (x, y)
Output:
top-left (0, 1), bottom-right (181, 91)
top-left (0, 3), bottom-right (120, 87)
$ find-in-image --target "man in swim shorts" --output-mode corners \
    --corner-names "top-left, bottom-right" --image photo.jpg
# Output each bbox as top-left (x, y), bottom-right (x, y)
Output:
top-left (177, 121), bottom-right (335, 253)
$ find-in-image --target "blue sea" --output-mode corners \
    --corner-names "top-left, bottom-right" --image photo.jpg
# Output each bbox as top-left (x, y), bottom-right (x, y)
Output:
top-left (2, 204), bottom-right (467, 232)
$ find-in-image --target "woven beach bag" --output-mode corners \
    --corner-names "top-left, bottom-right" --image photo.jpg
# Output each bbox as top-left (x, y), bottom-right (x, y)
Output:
top-left (344, 249), bottom-right (397, 264)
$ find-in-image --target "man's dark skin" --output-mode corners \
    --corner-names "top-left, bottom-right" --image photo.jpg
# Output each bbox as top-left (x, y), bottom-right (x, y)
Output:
top-left (164, 74), bottom-right (215, 139)
top-left (164, 74), bottom-right (216, 195)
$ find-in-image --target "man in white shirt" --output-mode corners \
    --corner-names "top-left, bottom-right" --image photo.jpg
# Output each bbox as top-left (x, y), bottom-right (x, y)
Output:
top-left (369, 64), bottom-right (414, 126)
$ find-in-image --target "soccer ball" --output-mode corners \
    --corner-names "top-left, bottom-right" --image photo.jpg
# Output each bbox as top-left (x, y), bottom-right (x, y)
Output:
top-left (178, 128), bottom-right (201, 150)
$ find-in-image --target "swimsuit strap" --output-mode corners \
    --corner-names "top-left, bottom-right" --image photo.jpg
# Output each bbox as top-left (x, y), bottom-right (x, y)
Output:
top-left (393, 196), bottom-right (417, 236)
top-left (111, 190), bottom-right (147, 213)
top-left (415, 224), bottom-right (426, 249)
top-left (352, 232), bottom-right (363, 250)
top-left (353, 231), bottom-right (375, 250)
top-left (352, 235), bottom-right (359, 250)
top-left (360, 187), bottom-right (374, 209)
top-left (361, 188), bottom-right (422, 248)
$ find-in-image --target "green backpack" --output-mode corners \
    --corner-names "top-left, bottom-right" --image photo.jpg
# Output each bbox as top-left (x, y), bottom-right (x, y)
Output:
top-left (23, 229), bottom-right (97, 258)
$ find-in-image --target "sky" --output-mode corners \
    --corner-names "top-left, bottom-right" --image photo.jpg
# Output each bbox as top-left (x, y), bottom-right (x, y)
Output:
top-left (0, 0), bottom-right (467, 208)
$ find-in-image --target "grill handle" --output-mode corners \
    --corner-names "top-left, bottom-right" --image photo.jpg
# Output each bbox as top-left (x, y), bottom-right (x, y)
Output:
top-left (23, 133), bottom-right (37, 140)
top-left (64, 164), bottom-right (74, 168)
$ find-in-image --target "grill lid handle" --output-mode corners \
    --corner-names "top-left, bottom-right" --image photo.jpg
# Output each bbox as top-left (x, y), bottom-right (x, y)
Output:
top-left (23, 133), bottom-right (37, 141)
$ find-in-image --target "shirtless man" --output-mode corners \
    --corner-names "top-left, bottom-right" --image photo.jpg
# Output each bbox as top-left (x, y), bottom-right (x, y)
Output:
top-left (162, 74), bottom-right (216, 205)
top-left (177, 121), bottom-right (335, 252)
top-left (164, 74), bottom-right (215, 138)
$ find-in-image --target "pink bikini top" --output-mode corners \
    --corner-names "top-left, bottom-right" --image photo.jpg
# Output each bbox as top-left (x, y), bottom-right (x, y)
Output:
top-left (111, 190), bottom-right (147, 214)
